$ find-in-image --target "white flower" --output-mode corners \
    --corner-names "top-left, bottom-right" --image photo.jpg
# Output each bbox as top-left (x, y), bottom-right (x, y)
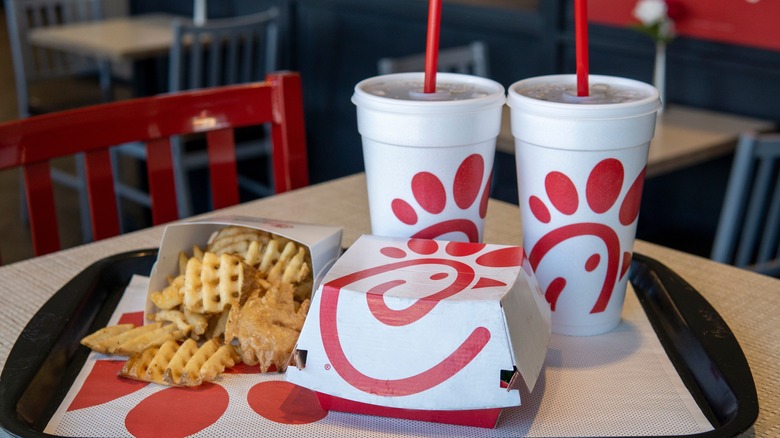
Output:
top-left (658, 19), bottom-right (676, 40)
top-left (633, 0), bottom-right (668, 25)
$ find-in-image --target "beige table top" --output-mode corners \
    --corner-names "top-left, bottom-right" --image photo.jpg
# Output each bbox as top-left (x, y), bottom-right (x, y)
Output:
top-left (0, 173), bottom-right (778, 436)
top-left (27, 14), bottom-right (179, 62)
top-left (498, 105), bottom-right (774, 177)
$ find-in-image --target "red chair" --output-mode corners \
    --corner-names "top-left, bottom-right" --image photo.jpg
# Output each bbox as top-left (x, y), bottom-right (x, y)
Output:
top-left (0, 72), bottom-right (308, 258)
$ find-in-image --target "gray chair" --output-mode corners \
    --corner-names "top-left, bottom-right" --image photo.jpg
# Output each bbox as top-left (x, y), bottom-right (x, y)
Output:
top-left (711, 131), bottom-right (780, 277)
top-left (5, 0), bottom-right (112, 241)
top-left (377, 41), bottom-right (489, 76)
top-left (4, 0), bottom-right (112, 117)
top-left (113, 9), bottom-right (280, 220)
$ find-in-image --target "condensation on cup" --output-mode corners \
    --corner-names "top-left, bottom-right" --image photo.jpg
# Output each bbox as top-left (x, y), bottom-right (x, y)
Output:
top-left (352, 72), bottom-right (505, 243)
top-left (508, 74), bottom-right (661, 336)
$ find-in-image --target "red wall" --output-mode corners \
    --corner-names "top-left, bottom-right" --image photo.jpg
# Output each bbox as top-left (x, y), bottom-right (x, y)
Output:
top-left (588, 0), bottom-right (780, 52)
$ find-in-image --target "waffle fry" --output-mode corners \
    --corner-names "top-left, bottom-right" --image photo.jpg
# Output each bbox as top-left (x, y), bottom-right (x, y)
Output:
top-left (179, 339), bottom-right (241, 385)
top-left (199, 343), bottom-right (241, 382)
top-left (120, 345), bottom-right (161, 382)
top-left (182, 252), bottom-right (263, 314)
top-left (208, 226), bottom-right (272, 256)
top-left (150, 275), bottom-right (185, 310)
top-left (231, 237), bottom-right (313, 302)
top-left (163, 339), bottom-right (201, 385)
top-left (203, 308), bottom-right (231, 340)
top-left (213, 232), bottom-right (311, 286)
top-left (154, 310), bottom-right (190, 333)
top-left (81, 322), bottom-right (186, 356)
top-left (141, 225), bottom-right (314, 375)
top-left (143, 340), bottom-right (179, 384)
top-left (80, 324), bottom-right (134, 350)
top-left (113, 323), bottom-right (185, 356)
top-left (119, 339), bottom-right (240, 386)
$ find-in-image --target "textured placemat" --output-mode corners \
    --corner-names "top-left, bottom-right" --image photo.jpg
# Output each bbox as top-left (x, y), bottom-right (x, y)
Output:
top-left (2, 174), bottom-right (777, 437)
top-left (45, 275), bottom-right (711, 437)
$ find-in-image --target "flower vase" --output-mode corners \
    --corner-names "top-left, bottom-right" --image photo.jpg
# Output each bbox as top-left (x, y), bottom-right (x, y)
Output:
top-left (653, 42), bottom-right (666, 114)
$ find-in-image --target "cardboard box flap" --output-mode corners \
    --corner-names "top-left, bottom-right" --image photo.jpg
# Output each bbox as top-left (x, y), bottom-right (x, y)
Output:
top-left (198, 216), bottom-right (343, 281)
top-left (287, 235), bottom-right (552, 413)
top-left (501, 256), bottom-right (552, 393)
top-left (145, 215), bottom-right (342, 320)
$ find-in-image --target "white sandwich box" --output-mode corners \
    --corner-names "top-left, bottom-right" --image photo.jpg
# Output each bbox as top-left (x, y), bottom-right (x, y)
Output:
top-left (286, 234), bottom-right (551, 428)
top-left (144, 215), bottom-right (343, 320)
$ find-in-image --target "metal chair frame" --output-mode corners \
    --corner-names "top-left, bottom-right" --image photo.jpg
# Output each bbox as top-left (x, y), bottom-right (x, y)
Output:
top-left (5, 0), bottom-right (111, 117)
top-left (113, 9), bottom-right (280, 220)
top-left (5, 0), bottom-right (113, 242)
top-left (711, 131), bottom-right (780, 277)
top-left (377, 41), bottom-right (489, 77)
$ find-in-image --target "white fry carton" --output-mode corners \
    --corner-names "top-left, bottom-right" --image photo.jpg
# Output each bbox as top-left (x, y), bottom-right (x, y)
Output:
top-left (144, 215), bottom-right (343, 320)
top-left (286, 235), bottom-right (551, 428)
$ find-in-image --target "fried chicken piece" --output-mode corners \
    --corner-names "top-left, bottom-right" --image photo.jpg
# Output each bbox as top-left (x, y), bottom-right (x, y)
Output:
top-left (225, 281), bottom-right (310, 372)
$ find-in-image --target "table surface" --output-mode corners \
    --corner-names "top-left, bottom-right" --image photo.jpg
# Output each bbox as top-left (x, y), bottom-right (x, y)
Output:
top-left (0, 173), bottom-right (778, 436)
top-left (498, 104), bottom-right (775, 177)
top-left (27, 14), bottom-right (179, 62)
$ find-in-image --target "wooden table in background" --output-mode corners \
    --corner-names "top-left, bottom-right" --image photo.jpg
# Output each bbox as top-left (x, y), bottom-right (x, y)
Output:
top-left (497, 105), bottom-right (775, 177)
top-left (28, 14), bottom-right (181, 96)
top-left (28, 14), bottom-right (178, 62)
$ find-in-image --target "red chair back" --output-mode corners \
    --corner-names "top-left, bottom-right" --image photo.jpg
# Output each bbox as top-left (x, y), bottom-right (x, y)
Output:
top-left (0, 72), bottom-right (308, 257)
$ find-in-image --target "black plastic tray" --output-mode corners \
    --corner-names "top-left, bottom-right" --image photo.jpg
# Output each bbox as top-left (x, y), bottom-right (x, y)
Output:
top-left (0, 250), bottom-right (758, 437)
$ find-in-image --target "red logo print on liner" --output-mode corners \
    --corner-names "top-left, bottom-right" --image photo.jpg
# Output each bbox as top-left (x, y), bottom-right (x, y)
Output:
top-left (527, 159), bottom-right (646, 313)
top-left (247, 381), bottom-right (328, 424)
top-left (319, 239), bottom-right (522, 397)
top-left (68, 312), bottom-right (329, 433)
top-left (125, 384), bottom-right (229, 438)
top-left (391, 154), bottom-right (492, 243)
top-left (68, 311), bottom-right (147, 412)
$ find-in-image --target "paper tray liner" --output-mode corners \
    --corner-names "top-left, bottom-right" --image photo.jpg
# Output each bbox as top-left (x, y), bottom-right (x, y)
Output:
top-left (314, 392), bottom-right (503, 429)
top-left (0, 250), bottom-right (757, 437)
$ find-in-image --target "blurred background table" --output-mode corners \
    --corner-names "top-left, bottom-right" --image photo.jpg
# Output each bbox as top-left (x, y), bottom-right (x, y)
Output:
top-left (27, 14), bottom-right (176, 63)
top-left (645, 106), bottom-right (775, 177)
top-left (27, 13), bottom-right (179, 96)
top-left (494, 104), bottom-right (775, 258)
top-left (497, 104), bottom-right (774, 178)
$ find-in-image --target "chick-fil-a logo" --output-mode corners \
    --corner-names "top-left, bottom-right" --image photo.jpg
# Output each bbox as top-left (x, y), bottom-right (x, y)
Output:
top-left (391, 154), bottom-right (492, 243)
top-left (525, 159), bottom-right (645, 313)
top-left (318, 239), bottom-right (521, 396)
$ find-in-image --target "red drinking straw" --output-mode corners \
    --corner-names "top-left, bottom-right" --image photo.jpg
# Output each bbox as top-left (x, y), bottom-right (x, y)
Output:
top-left (575, 0), bottom-right (589, 96)
top-left (424, 0), bottom-right (442, 93)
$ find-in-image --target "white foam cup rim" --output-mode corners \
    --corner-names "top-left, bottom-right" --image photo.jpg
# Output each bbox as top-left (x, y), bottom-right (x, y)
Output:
top-left (507, 74), bottom-right (660, 120)
top-left (352, 72), bottom-right (505, 115)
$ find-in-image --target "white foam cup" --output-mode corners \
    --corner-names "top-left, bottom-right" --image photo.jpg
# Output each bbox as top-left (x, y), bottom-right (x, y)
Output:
top-left (353, 72), bottom-right (505, 243)
top-left (507, 74), bottom-right (660, 336)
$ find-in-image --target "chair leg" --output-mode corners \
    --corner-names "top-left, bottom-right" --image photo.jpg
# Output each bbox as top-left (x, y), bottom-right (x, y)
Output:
top-left (17, 170), bottom-right (29, 224)
top-left (172, 136), bottom-right (194, 218)
top-left (711, 137), bottom-right (756, 263)
top-left (98, 60), bottom-right (114, 102)
top-left (74, 153), bottom-right (93, 242)
top-left (110, 148), bottom-right (127, 233)
top-left (41, 156), bottom-right (93, 243)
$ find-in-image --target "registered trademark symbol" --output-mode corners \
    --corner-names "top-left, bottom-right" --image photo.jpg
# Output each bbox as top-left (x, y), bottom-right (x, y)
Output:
top-left (324, 363), bottom-right (331, 370)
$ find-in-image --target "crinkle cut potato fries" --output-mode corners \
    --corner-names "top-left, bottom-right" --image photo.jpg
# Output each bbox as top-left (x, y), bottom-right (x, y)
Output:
top-left (80, 226), bottom-right (314, 385)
